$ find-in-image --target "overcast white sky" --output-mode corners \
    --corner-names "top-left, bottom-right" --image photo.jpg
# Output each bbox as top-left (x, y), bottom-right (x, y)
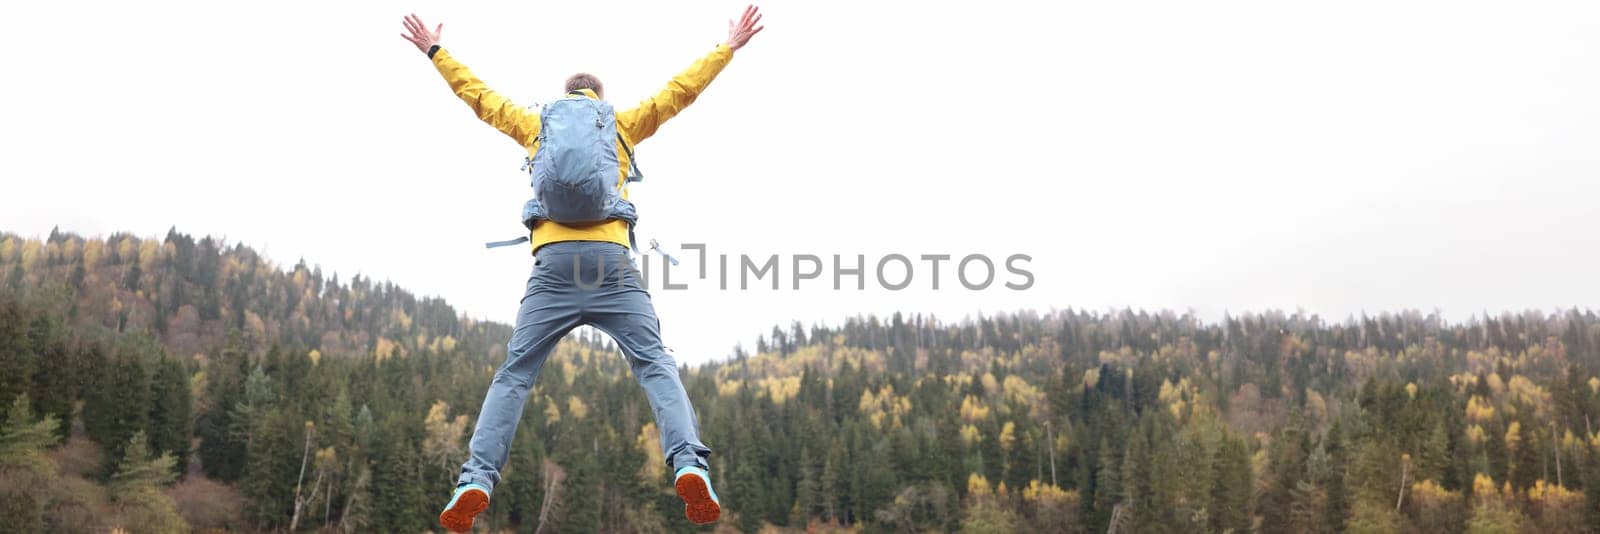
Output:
top-left (4, 1), bottom-right (1598, 364)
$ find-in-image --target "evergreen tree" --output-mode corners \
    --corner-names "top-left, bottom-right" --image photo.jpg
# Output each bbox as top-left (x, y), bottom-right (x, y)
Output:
top-left (369, 417), bottom-right (428, 533)
top-left (241, 409), bottom-right (301, 529)
top-left (790, 446), bottom-right (820, 527)
top-left (84, 348), bottom-right (151, 471)
top-left (147, 355), bottom-right (192, 477)
top-left (820, 439), bottom-right (846, 524)
top-left (110, 430), bottom-right (178, 494)
top-left (1324, 422), bottom-right (1350, 533)
top-left (0, 298), bottom-right (37, 429)
top-left (110, 430), bottom-right (188, 533)
top-left (0, 394), bottom-right (60, 532)
top-left (0, 394), bottom-right (61, 472)
top-left (23, 315), bottom-right (74, 442)
top-left (1261, 411), bottom-right (1310, 532)
top-left (197, 341), bottom-right (249, 480)
top-left (1092, 435), bottom-right (1122, 529)
top-left (1119, 424), bottom-right (1153, 529)
top-left (1210, 436), bottom-right (1252, 533)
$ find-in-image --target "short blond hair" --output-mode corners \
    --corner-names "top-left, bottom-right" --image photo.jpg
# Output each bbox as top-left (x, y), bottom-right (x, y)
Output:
top-left (564, 73), bottom-right (604, 98)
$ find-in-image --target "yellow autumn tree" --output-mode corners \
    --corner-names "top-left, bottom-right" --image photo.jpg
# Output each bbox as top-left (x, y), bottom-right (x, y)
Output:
top-left (637, 422), bottom-right (664, 480)
top-left (1466, 473), bottom-right (1526, 533)
top-left (959, 395), bottom-right (990, 423)
top-left (1466, 395), bottom-right (1496, 423)
top-left (543, 396), bottom-right (561, 423)
top-left (1002, 375), bottom-right (1045, 417)
top-left (566, 396), bottom-right (589, 420)
top-left (1022, 480), bottom-right (1081, 533)
top-left (960, 424), bottom-right (984, 447)
top-left (373, 337), bottom-right (400, 363)
top-left (422, 401), bottom-right (469, 483)
top-left (961, 473), bottom-right (1017, 533)
top-left (1406, 479), bottom-right (1463, 534)
top-left (1526, 480), bottom-right (1582, 534)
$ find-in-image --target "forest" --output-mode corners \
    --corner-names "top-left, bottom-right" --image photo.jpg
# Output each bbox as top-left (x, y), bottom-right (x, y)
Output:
top-left (2, 227), bottom-right (1599, 533)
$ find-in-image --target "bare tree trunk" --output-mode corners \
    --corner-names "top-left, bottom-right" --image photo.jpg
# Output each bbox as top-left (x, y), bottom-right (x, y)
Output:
top-left (338, 465), bottom-right (370, 533)
top-left (290, 424), bottom-right (316, 532)
top-left (1106, 503), bottom-right (1128, 534)
top-left (535, 460), bottom-right (568, 534)
top-left (295, 471), bottom-right (325, 531)
top-left (1395, 459), bottom-right (1409, 512)
top-left (323, 472), bottom-right (335, 528)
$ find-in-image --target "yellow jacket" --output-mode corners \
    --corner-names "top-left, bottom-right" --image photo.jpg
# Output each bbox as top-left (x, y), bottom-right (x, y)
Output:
top-left (430, 45), bottom-right (734, 252)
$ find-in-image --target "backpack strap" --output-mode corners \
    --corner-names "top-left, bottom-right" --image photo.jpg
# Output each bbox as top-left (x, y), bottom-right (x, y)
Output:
top-left (649, 239), bottom-right (680, 266)
top-left (485, 236), bottom-right (530, 249)
top-left (618, 133), bottom-right (643, 184)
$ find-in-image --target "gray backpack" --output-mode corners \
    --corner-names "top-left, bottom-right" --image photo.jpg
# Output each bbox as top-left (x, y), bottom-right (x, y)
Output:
top-left (486, 92), bottom-right (642, 249)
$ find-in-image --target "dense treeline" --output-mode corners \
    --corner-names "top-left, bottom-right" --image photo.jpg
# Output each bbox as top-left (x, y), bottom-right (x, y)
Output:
top-left (3, 228), bottom-right (1600, 532)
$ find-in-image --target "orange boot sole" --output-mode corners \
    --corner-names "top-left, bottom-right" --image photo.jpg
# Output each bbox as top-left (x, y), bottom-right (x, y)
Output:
top-left (675, 473), bottom-right (722, 525)
top-left (439, 487), bottom-right (490, 533)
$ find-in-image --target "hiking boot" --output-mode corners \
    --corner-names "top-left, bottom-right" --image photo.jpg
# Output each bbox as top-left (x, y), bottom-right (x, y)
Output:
top-left (439, 483), bottom-right (490, 533)
top-left (674, 466), bottom-right (721, 525)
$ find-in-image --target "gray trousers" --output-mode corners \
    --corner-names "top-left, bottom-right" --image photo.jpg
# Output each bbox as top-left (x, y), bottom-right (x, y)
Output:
top-left (457, 241), bottom-right (711, 493)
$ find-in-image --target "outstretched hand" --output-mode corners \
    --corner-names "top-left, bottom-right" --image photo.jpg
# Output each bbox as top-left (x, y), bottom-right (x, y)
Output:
top-left (725, 5), bottom-right (765, 51)
top-left (400, 13), bottom-right (443, 54)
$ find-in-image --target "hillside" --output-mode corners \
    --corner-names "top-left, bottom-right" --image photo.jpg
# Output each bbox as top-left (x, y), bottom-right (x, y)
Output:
top-left (2, 228), bottom-right (1600, 532)
top-left (1, 227), bottom-right (512, 366)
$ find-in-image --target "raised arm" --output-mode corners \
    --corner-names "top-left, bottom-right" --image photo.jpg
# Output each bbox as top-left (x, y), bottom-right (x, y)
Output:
top-left (401, 14), bottom-right (539, 147)
top-left (616, 5), bottom-right (765, 143)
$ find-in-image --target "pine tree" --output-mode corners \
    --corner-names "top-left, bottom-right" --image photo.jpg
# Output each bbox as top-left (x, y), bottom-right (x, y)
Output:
top-left (790, 446), bottom-right (820, 526)
top-left (1418, 421), bottom-right (1450, 485)
top-left (500, 427), bottom-right (547, 533)
top-left (821, 439), bottom-right (845, 524)
top-left (84, 349), bottom-right (151, 471)
top-left (147, 356), bottom-right (192, 477)
top-left (242, 409), bottom-right (301, 529)
top-left (0, 394), bottom-right (59, 532)
top-left (109, 430), bottom-right (187, 533)
top-left (1092, 435), bottom-right (1122, 529)
top-left (1, 393), bottom-right (61, 472)
top-left (1262, 411), bottom-right (1310, 532)
top-left (321, 385), bottom-right (355, 455)
top-left (197, 342), bottom-right (249, 480)
top-left (0, 299), bottom-right (38, 430)
top-left (852, 428), bottom-right (896, 527)
top-left (1210, 436), bottom-right (1252, 533)
top-left (110, 430), bottom-right (178, 494)
top-left (551, 418), bottom-right (601, 531)
top-left (1323, 422), bottom-right (1350, 533)
top-left (1484, 419), bottom-right (1509, 483)
top-left (368, 417), bottom-right (428, 533)
top-left (1119, 426), bottom-right (1152, 529)
top-left (234, 364), bottom-right (277, 450)
top-left (23, 315), bottom-right (73, 442)
top-left (732, 425), bottom-right (765, 532)
top-left (1510, 420), bottom-right (1540, 491)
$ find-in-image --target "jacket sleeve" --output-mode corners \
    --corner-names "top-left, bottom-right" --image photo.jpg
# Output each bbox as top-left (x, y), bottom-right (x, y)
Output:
top-left (430, 47), bottom-right (540, 147)
top-left (616, 44), bottom-right (734, 144)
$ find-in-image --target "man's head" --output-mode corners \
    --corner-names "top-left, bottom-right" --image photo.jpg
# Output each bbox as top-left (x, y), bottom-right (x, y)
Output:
top-left (564, 73), bottom-right (604, 99)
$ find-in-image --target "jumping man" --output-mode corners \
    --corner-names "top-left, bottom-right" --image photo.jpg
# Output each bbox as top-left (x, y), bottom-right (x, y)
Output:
top-left (399, 6), bottom-right (764, 532)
